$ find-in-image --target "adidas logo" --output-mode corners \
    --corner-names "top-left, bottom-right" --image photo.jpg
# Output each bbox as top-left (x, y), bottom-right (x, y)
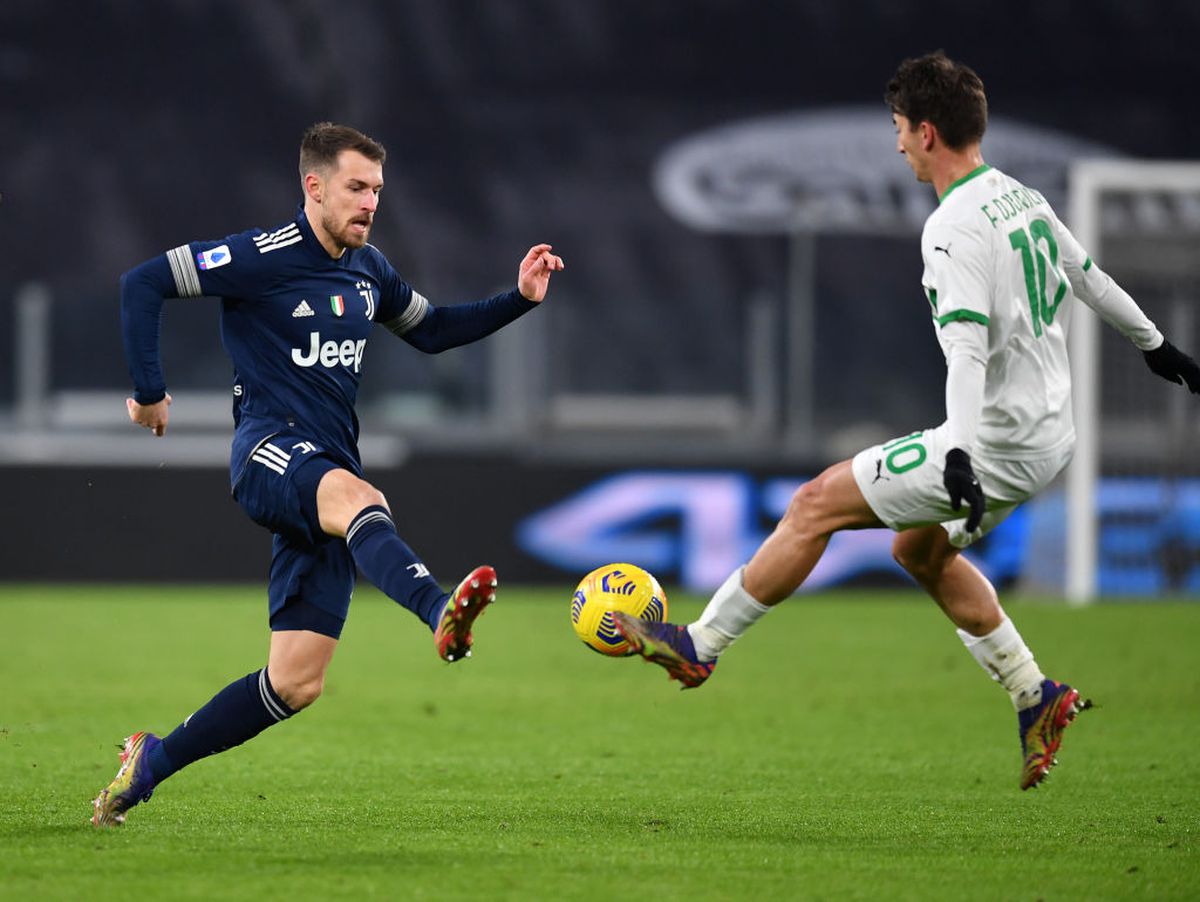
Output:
top-left (292, 300), bottom-right (315, 318)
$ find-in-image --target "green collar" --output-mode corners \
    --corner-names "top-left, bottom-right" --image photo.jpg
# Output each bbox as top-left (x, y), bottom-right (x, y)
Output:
top-left (939, 164), bottom-right (991, 203)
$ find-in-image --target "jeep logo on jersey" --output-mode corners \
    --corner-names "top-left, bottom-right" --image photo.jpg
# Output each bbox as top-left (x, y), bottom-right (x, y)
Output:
top-left (291, 332), bottom-right (366, 372)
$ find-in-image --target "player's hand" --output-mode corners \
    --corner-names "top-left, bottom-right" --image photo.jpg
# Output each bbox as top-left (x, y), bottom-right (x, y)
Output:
top-left (944, 448), bottom-right (985, 532)
top-left (126, 393), bottom-right (172, 437)
top-left (517, 243), bottom-right (564, 303)
top-left (1143, 339), bottom-right (1200, 393)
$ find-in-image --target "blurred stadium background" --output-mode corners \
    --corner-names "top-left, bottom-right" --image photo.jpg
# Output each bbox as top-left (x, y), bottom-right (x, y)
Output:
top-left (2, 0), bottom-right (1199, 599)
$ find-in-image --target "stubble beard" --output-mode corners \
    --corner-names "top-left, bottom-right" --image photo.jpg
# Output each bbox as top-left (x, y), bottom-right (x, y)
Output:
top-left (323, 211), bottom-right (370, 251)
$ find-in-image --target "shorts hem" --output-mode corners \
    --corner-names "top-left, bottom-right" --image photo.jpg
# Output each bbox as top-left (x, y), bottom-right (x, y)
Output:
top-left (270, 596), bottom-right (347, 639)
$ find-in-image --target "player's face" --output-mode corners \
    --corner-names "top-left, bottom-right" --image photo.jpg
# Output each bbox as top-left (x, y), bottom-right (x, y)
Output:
top-left (893, 113), bottom-right (931, 183)
top-left (321, 150), bottom-right (384, 251)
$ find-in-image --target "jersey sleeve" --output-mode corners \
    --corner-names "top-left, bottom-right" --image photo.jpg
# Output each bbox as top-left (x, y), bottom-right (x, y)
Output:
top-left (372, 253), bottom-right (430, 335)
top-left (943, 334), bottom-right (987, 453)
top-left (923, 220), bottom-right (991, 453)
top-left (365, 247), bottom-right (537, 351)
top-left (162, 229), bottom-right (270, 300)
top-left (122, 229), bottom-right (267, 404)
top-left (1052, 215), bottom-right (1163, 351)
top-left (922, 221), bottom-right (993, 329)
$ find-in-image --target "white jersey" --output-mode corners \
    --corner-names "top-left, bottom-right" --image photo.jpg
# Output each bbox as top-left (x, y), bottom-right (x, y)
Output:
top-left (920, 164), bottom-right (1161, 459)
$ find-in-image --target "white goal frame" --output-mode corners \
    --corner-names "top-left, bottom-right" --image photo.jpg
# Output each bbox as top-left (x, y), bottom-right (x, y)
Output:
top-left (1066, 160), bottom-right (1200, 604)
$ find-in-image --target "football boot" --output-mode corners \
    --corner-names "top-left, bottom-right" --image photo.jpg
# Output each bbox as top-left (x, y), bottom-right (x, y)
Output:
top-left (92, 731), bottom-right (161, 826)
top-left (612, 612), bottom-right (716, 689)
top-left (434, 565), bottom-right (497, 662)
top-left (1018, 679), bottom-right (1092, 790)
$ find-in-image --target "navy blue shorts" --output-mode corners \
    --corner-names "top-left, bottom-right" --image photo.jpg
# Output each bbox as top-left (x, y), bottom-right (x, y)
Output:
top-left (232, 434), bottom-right (355, 640)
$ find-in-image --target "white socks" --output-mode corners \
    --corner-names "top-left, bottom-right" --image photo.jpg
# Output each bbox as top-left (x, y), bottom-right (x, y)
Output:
top-left (957, 617), bottom-right (1045, 710)
top-left (687, 567), bottom-right (771, 661)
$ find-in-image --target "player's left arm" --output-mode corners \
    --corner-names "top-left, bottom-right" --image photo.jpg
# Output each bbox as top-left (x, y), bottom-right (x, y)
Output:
top-left (1056, 217), bottom-right (1200, 393)
top-left (929, 223), bottom-right (991, 531)
top-left (378, 244), bottom-right (564, 353)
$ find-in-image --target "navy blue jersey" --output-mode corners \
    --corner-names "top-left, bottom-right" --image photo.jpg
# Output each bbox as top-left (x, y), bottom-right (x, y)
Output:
top-left (163, 210), bottom-right (425, 475)
top-left (122, 205), bottom-right (538, 486)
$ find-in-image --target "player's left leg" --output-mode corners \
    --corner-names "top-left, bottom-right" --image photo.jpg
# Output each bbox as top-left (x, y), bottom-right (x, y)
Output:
top-left (312, 467), bottom-right (495, 661)
top-left (893, 524), bottom-right (1090, 789)
top-left (615, 460), bottom-right (882, 687)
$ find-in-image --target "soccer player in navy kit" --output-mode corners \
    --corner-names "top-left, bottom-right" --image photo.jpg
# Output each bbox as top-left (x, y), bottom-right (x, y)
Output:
top-left (93, 123), bottom-right (564, 826)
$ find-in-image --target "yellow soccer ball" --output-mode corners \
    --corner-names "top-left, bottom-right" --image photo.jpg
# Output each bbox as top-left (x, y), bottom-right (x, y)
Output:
top-left (571, 563), bottom-right (668, 656)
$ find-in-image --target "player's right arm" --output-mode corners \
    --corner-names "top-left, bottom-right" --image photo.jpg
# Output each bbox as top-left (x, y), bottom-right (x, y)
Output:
top-left (925, 221), bottom-right (991, 531)
top-left (121, 234), bottom-right (264, 436)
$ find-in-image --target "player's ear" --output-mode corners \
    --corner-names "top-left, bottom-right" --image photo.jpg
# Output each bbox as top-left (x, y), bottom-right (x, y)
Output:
top-left (920, 121), bottom-right (937, 152)
top-left (303, 171), bottom-right (323, 204)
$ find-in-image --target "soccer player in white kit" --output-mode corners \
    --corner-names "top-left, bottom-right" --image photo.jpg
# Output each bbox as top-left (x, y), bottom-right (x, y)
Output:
top-left (615, 51), bottom-right (1200, 789)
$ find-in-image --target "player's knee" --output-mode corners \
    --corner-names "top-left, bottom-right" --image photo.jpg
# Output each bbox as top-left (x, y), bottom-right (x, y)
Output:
top-left (273, 672), bottom-right (325, 710)
top-left (893, 543), bottom-right (924, 580)
top-left (892, 543), bottom-right (946, 586)
top-left (781, 473), bottom-right (834, 538)
top-left (356, 483), bottom-right (388, 513)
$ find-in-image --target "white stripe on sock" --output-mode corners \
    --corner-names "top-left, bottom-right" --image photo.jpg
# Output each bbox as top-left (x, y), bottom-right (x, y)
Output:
top-left (345, 510), bottom-right (394, 544)
top-left (258, 668), bottom-right (289, 722)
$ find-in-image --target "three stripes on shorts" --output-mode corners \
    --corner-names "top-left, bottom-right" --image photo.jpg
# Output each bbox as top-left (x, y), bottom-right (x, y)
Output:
top-left (252, 441), bottom-right (292, 475)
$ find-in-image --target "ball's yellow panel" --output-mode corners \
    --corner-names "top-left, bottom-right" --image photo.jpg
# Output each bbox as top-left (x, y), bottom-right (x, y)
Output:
top-left (570, 562), bottom-right (668, 656)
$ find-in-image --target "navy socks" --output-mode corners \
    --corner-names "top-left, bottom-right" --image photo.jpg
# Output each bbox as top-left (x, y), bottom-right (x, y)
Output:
top-left (345, 505), bottom-right (449, 630)
top-left (146, 667), bottom-right (295, 783)
top-left (141, 507), bottom-right (448, 787)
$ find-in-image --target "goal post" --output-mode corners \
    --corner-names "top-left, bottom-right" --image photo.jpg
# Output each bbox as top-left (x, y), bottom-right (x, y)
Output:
top-left (1066, 160), bottom-right (1200, 603)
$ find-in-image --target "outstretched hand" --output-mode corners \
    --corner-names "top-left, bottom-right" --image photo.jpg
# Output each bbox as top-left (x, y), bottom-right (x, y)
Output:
top-left (1143, 339), bottom-right (1200, 393)
top-left (944, 448), bottom-right (985, 532)
top-left (126, 393), bottom-right (172, 437)
top-left (517, 243), bottom-right (564, 303)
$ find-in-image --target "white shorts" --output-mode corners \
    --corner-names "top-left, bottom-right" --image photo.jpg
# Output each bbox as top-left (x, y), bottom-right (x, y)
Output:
top-left (851, 425), bottom-right (1072, 548)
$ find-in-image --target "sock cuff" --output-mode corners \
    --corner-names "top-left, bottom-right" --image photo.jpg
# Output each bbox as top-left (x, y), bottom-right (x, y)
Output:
top-left (690, 567), bottom-right (770, 660)
top-left (258, 667), bottom-right (296, 722)
top-left (956, 615), bottom-right (1013, 648)
top-left (698, 566), bottom-right (770, 637)
top-left (345, 504), bottom-right (395, 546)
top-left (145, 740), bottom-right (176, 783)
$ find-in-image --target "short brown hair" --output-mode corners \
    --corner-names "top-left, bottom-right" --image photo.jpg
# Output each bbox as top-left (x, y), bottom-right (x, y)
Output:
top-left (299, 122), bottom-right (386, 180)
top-left (884, 51), bottom-right (987, 150)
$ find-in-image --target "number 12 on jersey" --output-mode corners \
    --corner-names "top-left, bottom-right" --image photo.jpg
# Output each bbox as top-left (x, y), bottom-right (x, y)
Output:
top-left (1008, 218), bottom-right (1067, 338)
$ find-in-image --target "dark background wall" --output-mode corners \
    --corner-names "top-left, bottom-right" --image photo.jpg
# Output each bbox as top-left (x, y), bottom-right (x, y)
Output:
top-left (2, 1), bottom-right (1198, 590)
top-left (2, 0), bottom-right (1198, 408)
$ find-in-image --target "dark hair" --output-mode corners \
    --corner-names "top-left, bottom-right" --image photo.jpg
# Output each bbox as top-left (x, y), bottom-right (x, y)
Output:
top-left (299, 122), bottom-right (386, 179)
top-left (884, 51), bottom-right (987, 150)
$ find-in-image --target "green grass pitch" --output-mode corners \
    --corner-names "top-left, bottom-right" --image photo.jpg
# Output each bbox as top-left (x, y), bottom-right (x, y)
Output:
top-left (1, 584), bottom-right (1198, 900)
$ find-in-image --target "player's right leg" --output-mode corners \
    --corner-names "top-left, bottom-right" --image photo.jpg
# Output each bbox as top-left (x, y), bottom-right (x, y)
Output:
top-left (615, 459), bottom-right (882, 687)
top-left (314, 467), bottom-right (495, 662)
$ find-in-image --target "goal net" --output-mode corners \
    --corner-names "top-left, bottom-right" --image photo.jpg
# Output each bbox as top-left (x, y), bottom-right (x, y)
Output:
top-left (1063, 161), bottom-right (1200, 602)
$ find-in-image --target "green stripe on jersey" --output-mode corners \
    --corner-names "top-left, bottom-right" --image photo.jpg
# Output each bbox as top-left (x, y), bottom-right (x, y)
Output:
top-left (939, 164), bottom-right (992, 203)
top-left (1083, 256), bottom-right (1093, 271)
top-left (935, 309), bottom-right (990, 328)
top-left (926, 287), bottom-right (938, 313)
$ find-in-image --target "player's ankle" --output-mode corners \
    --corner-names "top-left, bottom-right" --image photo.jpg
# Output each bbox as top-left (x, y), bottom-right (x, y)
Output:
top-left (686, 623), bottom-right (724, 662)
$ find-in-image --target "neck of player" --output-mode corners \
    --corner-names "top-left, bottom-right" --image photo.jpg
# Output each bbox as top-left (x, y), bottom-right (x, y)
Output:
top-left (933, 145), bottom-right (986, 199)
